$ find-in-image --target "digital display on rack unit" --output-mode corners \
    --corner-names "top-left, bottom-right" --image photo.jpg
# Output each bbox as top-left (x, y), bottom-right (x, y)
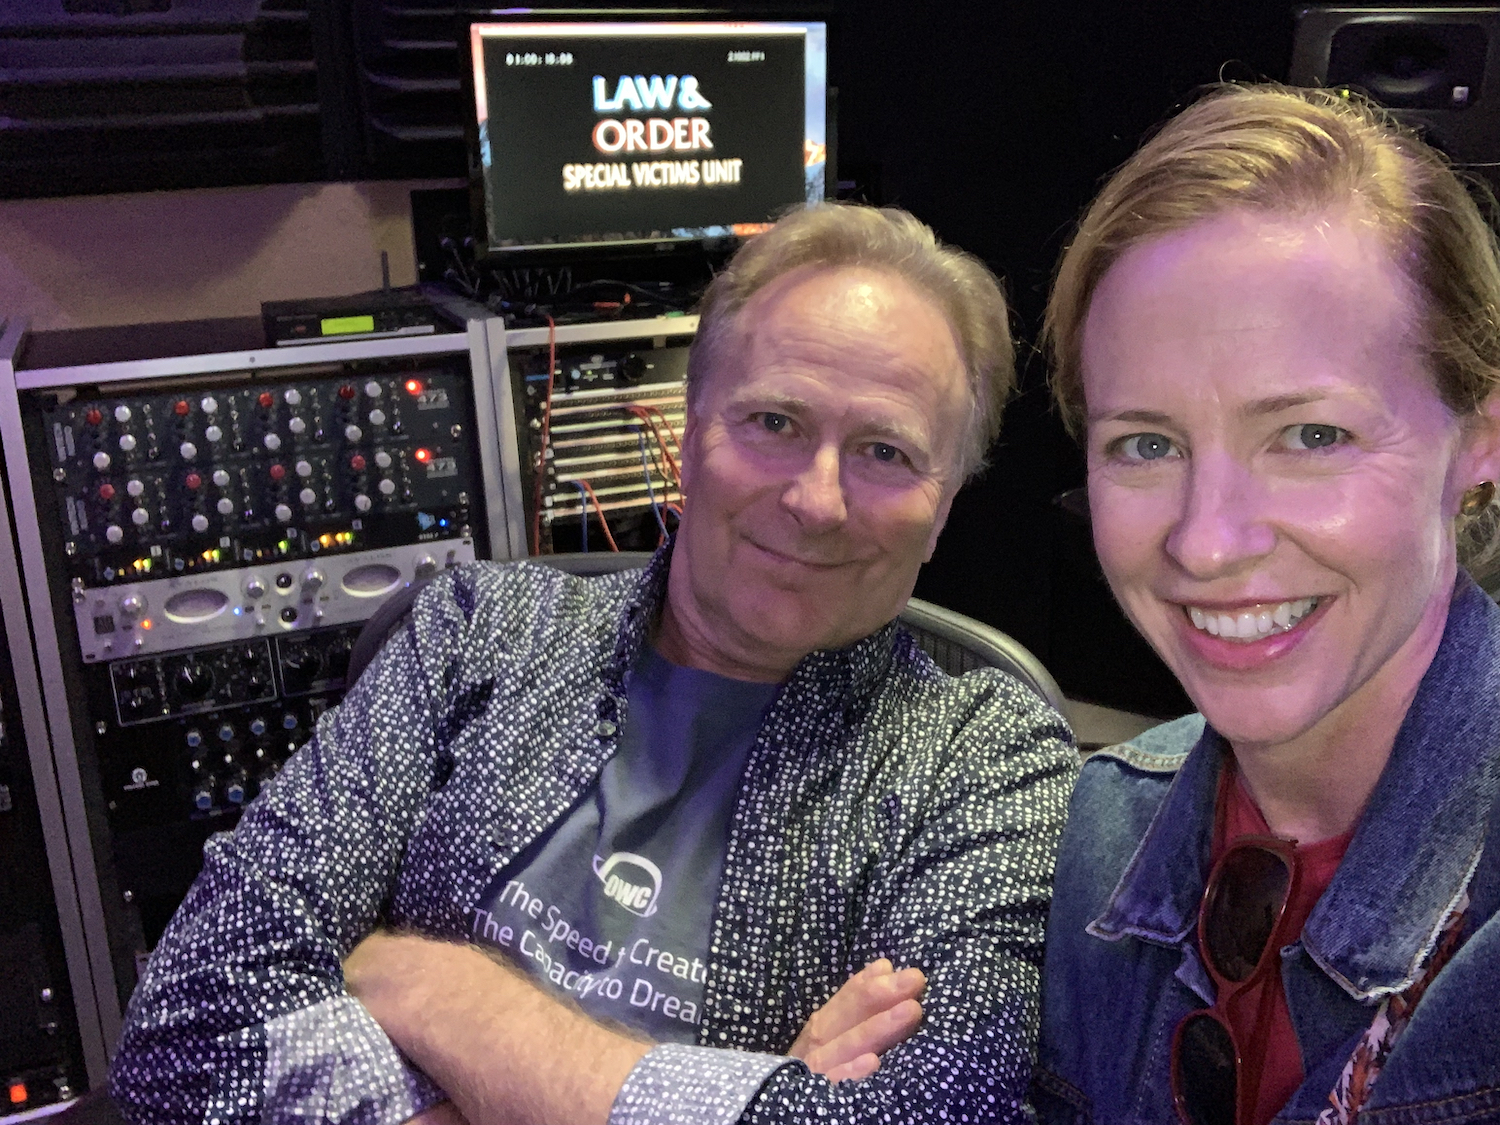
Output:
top-left (470, 21), bottom-right (827, 252)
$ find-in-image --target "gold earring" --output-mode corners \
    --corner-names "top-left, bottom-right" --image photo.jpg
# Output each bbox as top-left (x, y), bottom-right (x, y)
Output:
top-left (1462, 480), bottom-right (1496, 516)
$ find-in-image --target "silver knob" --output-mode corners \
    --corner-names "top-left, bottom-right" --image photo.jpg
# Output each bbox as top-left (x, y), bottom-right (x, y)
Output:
top-left (119, 594), bottom-right (146, 619)
top-left (243, 574), bottom-right (267, 599)
top-left (301, 567), bottom-right (326, 592)
top-left (414, 555), bottom-right (437, 579)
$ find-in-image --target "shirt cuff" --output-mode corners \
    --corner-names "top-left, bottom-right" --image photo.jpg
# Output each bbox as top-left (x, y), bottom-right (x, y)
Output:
top-left (608, 1043), bottom-right (793, 1125)
top-left (262, 994), bottom-right (447, 1125)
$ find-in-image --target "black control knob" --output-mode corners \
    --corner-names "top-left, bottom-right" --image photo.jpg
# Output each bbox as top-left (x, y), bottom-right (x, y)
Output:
top-left (173, 662), bottom-right (214, 702)
top-left (281, 648), bottom-right (324, 693)
top-left (621, 354), bottom-right (647, 383)
top-left (224, 773), bottom-right (249, 806)
top-left (192, 781), bottom-right (216, 813)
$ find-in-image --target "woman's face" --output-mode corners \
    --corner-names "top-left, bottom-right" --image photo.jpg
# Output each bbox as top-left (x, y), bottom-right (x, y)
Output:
top-left (1082, 209), bottom-right (1499, 749)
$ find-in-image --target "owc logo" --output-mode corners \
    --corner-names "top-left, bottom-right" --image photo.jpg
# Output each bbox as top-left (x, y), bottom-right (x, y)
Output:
top-left (592, 851), bottom-right (663, 918)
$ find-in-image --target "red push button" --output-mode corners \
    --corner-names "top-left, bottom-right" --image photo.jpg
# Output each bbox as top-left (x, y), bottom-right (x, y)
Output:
top-left (258, 391), bottom-right (274, 408)
top-left (338, 384), bottom-right (356, 400)
top-left (9, 1082), bottom-right (26, 1106)
top-left (174, 399), bottom-right (190, 416)
top-left (269, 464), bottom-right (286, 482)
top-left (349, 454), bottom-right (366, 472)
top-left (98, 483), bottom-right (116, 501)
top-left (185, 473), bottom-right (202, 490)
top-left (85, 408), bottom-right (103, 426)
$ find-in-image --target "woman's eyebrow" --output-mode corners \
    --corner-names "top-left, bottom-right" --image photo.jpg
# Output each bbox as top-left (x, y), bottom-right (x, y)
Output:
top-left (1241, 391), bottom-right (1327, 417)
top-left (1088, 407), bottom-right (1175, 426)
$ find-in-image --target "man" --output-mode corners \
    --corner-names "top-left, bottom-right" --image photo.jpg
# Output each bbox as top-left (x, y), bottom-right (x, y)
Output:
top-left (109, 204), bottom-right (1077, 1125)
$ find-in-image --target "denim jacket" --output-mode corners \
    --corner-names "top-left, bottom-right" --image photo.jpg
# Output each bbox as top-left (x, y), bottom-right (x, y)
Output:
top-left (1034, 574), bottom-right (1500, 1125)
top-left (110, 545), bottom-right (1078, 1125)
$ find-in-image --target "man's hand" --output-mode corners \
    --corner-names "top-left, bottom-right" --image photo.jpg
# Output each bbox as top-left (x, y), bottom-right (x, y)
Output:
top-left (345, 930), bottom-right (649, 1125)
top-left (789, 959), bottom-right (926, 1082)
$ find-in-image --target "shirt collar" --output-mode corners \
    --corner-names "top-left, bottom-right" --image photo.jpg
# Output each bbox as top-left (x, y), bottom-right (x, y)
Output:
top-left (1088, 574), bottom-right (1500, 1000)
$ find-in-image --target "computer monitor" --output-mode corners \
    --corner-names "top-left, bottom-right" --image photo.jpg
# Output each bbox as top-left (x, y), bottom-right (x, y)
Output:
top-left (468, 18), bottom-right (828, 255)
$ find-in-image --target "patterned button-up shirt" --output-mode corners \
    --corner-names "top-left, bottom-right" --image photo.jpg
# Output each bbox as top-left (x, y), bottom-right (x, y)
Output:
top-left (110, 546), bottom-right (1078, 1125)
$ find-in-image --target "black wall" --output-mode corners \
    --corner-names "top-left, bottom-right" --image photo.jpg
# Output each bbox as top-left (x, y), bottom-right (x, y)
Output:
top-left (826, 0), bottom-right (1301, 717)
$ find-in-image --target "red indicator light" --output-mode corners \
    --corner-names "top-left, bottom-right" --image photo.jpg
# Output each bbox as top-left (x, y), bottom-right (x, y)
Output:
top-left (269, 464), bottom-right (286, 481)
top-left (141, 619), bottom-right (153, 631)
top-left (85, 408), bottom-right (103, 426)
top-left (174, 399), bottom-right (190, 416)
top-left (185, 473), bottom-right (202, 491)
top-left (98, 483), bottom-right (116, 501)
top-left (349, 454), bottom-right (366, 472)
top-left (8, 1082), bottom-right (25, 1106)
top-left (338, 384), bottom-right (356, 400)
top-left (258, 392), bottom-right (274, 409)
top-left (414, 448), bottom-right (431, 463)
top-left (405, 379), bottom-right (424, 396)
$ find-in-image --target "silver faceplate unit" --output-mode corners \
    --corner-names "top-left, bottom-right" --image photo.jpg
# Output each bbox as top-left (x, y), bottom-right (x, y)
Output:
top-left (71, 537), bottom-right (474, 662)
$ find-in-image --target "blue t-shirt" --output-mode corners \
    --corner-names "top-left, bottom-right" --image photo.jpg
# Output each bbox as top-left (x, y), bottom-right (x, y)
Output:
top-left (469, 646), bottom-right (778, 1041)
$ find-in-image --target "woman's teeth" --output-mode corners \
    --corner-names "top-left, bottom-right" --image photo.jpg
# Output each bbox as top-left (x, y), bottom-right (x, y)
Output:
top-left (1186, 598), bottom-right (1319, 641)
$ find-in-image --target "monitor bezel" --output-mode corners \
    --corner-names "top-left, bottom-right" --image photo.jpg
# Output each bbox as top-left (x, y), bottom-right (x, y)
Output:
top-left (461, 7), bottom-right (833, 264)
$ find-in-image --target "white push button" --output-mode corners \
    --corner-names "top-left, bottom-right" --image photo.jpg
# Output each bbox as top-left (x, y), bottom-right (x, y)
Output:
top-left (217, 497), bottom-right (235, 515)
top-left (105, 525), bottom-right (124, 544)
top-left (93, 451), bottom-right (111, 471)
top-left (284, 389), bottom-right (302, 406)
top-left (205, 425), bottom-right (223, 443)
top-left (354, 494), bottom-right (371, 512)
top-left (295, 460), bottom-right (312, 478)
top-left (364, 381), bottom-right (382, 398)
top-left (378, 478), bottom-right (396, 496)
top-left (263, 433), bottom-right (282, 452)
top-left (212, 469), bottom-right (230, 487)
top-left (368, 409), bottom-right (386, 426)
top-left (179, 441), bottom-right (197, 461)
top-left (299, 488), bottom-right (316, 506)
top-left (344, 424), bottom-right (362, 443)
top-left (374, 450), bottom-right (392, 469)
top-left (131, 507), bottom-right (149, 526)
top-left (274, 503), bottom-right (292, 522)
top-left (200, 396), bottom-right (218, 414)
top-left (114, 405), bottom-right (132, 423)
top-left (126, 479), bottom-right (145, 497)
top-left (191, 514), bottom-right (210, 532)
top-left (288, 417), bottom-right (307, 435)
top-left (118, 434), bottom-right (137, 452)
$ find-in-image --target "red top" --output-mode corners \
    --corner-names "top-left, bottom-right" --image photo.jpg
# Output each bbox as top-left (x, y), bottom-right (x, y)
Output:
top-left (1213, 766), bottom-right (1354, 1125)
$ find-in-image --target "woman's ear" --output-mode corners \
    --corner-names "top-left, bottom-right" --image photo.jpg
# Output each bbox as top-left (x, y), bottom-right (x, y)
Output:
top-left (1464, 391), bottom-right (1500, 492)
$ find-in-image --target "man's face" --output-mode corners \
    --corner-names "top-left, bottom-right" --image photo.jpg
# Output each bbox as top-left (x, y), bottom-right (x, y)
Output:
top-left (669, 264), bottom-right (969, 677)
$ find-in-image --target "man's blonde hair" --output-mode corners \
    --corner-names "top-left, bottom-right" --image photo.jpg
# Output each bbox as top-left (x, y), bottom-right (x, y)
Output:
top-left (1045, 82), bottom-right (1500, 568)
top-left (689, 202), bottom-right (1015, 480)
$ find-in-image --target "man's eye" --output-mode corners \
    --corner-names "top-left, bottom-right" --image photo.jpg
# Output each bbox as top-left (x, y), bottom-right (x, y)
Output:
top-left (870, 442), bottom-right (901, 463)
top-left (1280, 423), bottom-right (1348, 451)
top-left (1116, 433), bottom-right (1178, 462)
top-left (758, 412), bottom-right (791, 434)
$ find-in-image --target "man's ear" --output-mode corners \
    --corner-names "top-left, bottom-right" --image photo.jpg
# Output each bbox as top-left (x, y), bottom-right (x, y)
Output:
top-left (1459, 391), bottom-right (1500, 507)
top-left (923, 486), bottom-right (959, 562)
top-left (677, 399), bottom-right (697, 497)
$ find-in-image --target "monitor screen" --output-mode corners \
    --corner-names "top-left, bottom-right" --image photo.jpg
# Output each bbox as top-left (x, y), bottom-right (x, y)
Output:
top-left (469, 20), bottom-right (828, 254)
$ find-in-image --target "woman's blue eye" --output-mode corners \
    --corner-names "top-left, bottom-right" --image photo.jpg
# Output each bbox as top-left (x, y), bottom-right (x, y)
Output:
top-left (1120, 433), bottom-right (1176, 461)
top-left (870, 442), bottom-right (900, 463)
top-left (760, 413), bottom-right (790, 433)
top-left (1283, 423), bottom-right (1347, 450)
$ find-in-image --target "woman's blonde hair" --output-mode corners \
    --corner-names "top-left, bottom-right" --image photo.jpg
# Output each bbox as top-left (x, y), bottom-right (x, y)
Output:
top-left (689, 202), bottom-right (1015, 480)
top-left (1045, 82), bottom-right (1500, 569)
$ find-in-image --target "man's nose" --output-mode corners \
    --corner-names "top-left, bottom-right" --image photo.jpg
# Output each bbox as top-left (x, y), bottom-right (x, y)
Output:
top-left (782, 444), bottom-right (847, 530)
top-left (1164, 453), bottom-right (1276, 580)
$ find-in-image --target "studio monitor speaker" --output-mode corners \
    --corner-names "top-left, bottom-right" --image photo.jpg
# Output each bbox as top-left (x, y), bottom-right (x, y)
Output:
top-left (1291, 6), bottom-right (1500, 164)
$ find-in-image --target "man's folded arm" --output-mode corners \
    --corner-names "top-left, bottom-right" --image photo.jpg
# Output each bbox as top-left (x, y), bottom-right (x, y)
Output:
top-left (109, 598), bottom-right (463, 1125)
top-left (615, 684), bottom-right (1079, 1125)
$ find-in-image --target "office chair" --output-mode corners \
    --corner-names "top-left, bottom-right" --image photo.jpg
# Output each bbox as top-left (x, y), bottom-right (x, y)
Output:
top-left (345, 553), bottom-right (1065, 714)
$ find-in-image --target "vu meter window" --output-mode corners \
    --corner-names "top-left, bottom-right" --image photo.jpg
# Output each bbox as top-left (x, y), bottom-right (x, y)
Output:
top-left (470, 22), bottom-right (828, 251)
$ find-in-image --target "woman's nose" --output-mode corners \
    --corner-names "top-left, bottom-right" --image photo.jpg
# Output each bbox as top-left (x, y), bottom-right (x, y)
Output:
top-left (1165, 454), bottom-right (1276, 579)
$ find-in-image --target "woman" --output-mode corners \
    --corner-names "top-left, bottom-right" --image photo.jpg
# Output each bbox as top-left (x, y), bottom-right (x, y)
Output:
top-left (1033, 85), bottom-right (1500, 1125)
